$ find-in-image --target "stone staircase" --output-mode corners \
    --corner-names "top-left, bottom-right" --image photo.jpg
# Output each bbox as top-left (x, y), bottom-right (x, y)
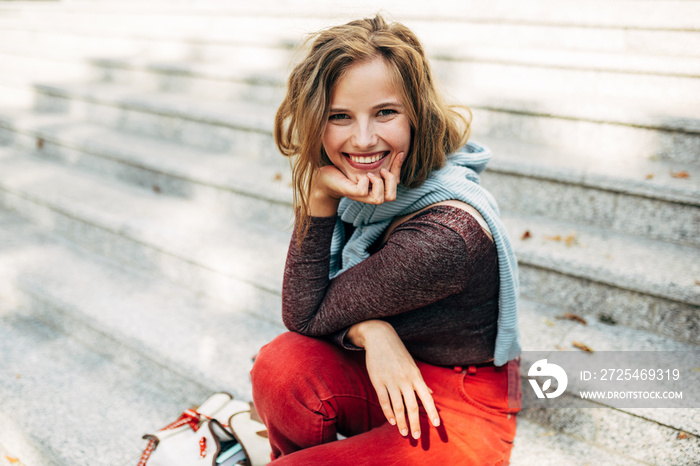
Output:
top-left (0, 1), bottom-right (698, 464)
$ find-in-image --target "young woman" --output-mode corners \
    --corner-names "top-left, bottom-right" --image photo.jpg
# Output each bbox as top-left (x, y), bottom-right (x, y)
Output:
top-left (251, 15), bottom-right (521, 465)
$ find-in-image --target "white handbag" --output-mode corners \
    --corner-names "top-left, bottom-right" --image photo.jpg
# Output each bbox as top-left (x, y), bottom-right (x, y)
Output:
top-left (139, 392), bottom-right (271, 466)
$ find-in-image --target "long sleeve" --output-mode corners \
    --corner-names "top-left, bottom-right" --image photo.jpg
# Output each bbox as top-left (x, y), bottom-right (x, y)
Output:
top-left (281, 206), bottom-right (496, 341)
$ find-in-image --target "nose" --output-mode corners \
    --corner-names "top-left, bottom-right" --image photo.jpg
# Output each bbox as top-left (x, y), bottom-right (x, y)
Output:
top-left (351, 118), bottom-right (378, 150)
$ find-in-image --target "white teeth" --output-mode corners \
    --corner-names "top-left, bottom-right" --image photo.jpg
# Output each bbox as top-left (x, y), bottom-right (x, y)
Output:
top-left (349, 153), bottom-right (385, 164)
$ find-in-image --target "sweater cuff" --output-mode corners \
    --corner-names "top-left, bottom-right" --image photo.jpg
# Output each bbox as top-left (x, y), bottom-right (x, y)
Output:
top-left (306, 214), bottom-right (339, 225)
top-left (291, 215), bottom-right (338, 256)
top-left (328, 327), bottom-right (364, 351)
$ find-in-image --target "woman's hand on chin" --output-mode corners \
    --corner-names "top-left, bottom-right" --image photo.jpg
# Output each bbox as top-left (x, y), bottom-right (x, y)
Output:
top-left (309, 152), bottom-right (405, 216)
top-left (347, 319), bottom-right (441, 440)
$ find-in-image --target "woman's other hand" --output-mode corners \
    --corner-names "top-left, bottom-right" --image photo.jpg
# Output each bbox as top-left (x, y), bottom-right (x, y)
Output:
top-left (308, 152), bottom-right (405, 217)
top-left (347, 319), bottom-right (441, 439)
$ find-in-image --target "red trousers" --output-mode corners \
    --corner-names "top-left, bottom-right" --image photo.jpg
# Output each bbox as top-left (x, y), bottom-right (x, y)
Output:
top-left (250, 332), bottom-right (521, 465)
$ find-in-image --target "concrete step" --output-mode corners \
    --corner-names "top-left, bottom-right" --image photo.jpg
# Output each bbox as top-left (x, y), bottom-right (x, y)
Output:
top-left (12, 79), bottom-right (699, 168)
top-left (1, 106), bottom-right (697, 249)
top-left (0, 114), bottom-right (294, 228)
top-left (432, 53), bottom-right (700, 106)
top-left (0, 50), bottom-right (95, 84)
top-left (3, 21), bottom-right (699, 78)
top-left (0, 208), bottom-right (284, 402)
top-left (0, 145), bottom-right (696, 345)
top-left (0, 299), bottom-right (194, 466)
top-left (25, 81), bottom-right (281, 159)
top-left (0, 146), bottom-right (291, 323)
top-left (507, 212), bottom-right (700, 344)
top-left (2, 28), bottom-right (700, 105)
top-left (468, 92), bottom-right (700, 164)
top-left (0, 48), bottom-right (285, 106)
top-left (511, 418), bottom-right (648, 466)
top-left (0, 208), bottom-right (696, 464)
top-left (516, 298), bottom-right (700, 464)
top-left (0, 80), bottom-right (34, 110)
top-left (519, 405), bottom-right (698, 465)
top-left (482, 137), bottom-right (699, 248)
top-left (3, 0), bottom-right (700, 31)
top-left (2, 10), bottom-right (699, 58)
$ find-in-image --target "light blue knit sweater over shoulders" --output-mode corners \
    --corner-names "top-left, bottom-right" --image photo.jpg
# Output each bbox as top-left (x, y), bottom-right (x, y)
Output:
top-left (329, 142), bottom-right (521, 366)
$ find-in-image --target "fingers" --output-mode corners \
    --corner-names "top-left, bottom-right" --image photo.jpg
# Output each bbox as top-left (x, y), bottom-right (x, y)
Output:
top-left (378, 384), bottom-right (438, 440)
top-left (388, 387), bottom-right (410, 437)
top-left (390, 151), bottom-right (406, 179)
top-left (380, 151), bottom-right (404, 201)
top-left (416, 384), bottom-right (440, 428)
top-left (377, 389), bottom-right (397, 427)
top-left (366, 172), bottom-right (385, 204)
top-left (354, 174), bottom-right (370, 197)
top-left (353, 151), bottom-right (406, 204)
top-left (316, 154), bottom-right (406, 205)
top-left (403, 390), bottom-right (421, 439)
top-left (379, 168), bottom-right (395, 201)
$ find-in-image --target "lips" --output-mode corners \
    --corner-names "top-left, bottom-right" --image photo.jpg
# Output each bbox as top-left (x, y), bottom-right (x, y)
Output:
top-left (343, 151), bottom-right (390, 169)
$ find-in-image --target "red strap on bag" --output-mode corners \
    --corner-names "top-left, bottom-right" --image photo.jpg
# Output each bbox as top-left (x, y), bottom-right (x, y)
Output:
top-left (199, 437), bottom-right (207, 458)
top-left (138, 408), bottom-right (226, 465)
top-left (137, 440), bottom-right (156, 466)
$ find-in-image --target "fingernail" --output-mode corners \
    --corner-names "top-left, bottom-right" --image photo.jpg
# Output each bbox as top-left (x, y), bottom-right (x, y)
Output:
top-left (432, 418), bottom-right (440, 427)
top-left (401, 428), bottom-right (408, 436)
top-left (413, 431), bottom-right (420, 439)
top-left (389, 418), bottom-right (396, 426)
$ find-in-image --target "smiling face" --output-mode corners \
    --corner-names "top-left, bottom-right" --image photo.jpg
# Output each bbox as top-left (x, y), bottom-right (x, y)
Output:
top-left (322, 57), bottom-right (412, 180)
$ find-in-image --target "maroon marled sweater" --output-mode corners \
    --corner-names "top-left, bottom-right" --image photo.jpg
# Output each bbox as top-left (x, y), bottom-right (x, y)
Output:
top-left (282, 205), bottom-right (499, 366)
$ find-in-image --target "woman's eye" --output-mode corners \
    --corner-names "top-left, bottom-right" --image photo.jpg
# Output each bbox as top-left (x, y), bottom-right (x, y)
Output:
top-left (378, 109), bottom-right (397, 117)
top-left (329, 113), bottom-right (349, 120)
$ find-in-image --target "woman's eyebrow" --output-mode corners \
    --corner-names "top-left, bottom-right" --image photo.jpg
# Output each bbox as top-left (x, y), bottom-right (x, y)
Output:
top-left (329, 102), bottom-right (404, 113)
top-left (374, 101), bottom-right (403, 109)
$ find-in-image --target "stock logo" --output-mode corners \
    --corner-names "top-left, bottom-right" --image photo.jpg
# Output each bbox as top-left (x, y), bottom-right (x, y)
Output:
top-left (528, 359), bottom-right (568, 399)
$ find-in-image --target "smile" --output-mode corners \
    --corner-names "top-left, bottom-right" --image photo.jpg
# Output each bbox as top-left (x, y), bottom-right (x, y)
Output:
top-left (344, 151), bottom-right (389, 165)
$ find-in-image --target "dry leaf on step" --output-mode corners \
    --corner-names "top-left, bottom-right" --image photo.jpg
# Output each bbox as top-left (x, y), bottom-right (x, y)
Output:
top-left (564, 233), bottom-right (578, 247)
top-left (670, 171), bottom-right (690, 179)
top-left (521, 230), bottom-right (532, 240)
top-left (274, 172), bottom-right (282, 181)
top-left (572, 341), bottom-right (594, 352)
top-left (556, 313), bottom-right (587, 325)
top-left (645, 173), bottom-right (654, 180)
top-left (545, 233), bottom-right (578, 247)
top-left (677, 432), bottom-right (688, 440)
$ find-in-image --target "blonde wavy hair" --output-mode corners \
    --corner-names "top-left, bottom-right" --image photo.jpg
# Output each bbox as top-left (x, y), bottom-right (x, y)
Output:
top-left (275, 15), bottom-right (471, 231)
